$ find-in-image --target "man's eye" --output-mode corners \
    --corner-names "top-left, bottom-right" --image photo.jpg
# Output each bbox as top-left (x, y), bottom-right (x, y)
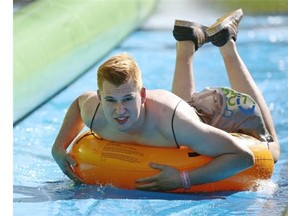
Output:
top-left (123, 97), bottom-right (133, 102)
top-left (106, 99), bottom-right (115, 103)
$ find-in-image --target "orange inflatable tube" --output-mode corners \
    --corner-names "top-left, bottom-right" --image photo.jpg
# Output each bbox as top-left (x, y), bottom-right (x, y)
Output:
top-left (70, 131), bottom-right (274, 193)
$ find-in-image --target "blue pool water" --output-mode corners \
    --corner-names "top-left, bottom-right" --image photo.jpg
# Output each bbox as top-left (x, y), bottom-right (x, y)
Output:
top-left (13, 15), bottom-right (288, 215)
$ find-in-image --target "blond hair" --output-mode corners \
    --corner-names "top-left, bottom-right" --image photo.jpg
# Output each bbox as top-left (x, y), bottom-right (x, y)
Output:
top-left (97, 53), bottom-right (142, 91)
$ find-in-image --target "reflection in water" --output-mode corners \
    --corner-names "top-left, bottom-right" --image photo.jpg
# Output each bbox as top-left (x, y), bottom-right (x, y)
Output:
top-left (14, 181), bottom-right (230, 203)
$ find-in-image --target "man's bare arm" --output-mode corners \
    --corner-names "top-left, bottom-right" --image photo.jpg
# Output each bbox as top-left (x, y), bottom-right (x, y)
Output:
top-left (136, 101), bottom-right (254, 191)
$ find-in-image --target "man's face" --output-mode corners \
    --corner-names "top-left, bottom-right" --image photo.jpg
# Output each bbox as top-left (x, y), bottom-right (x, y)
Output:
top-left (99, 79), bottom-right (146, 132)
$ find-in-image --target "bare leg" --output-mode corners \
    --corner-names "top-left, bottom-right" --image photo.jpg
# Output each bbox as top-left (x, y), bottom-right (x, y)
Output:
top-left (172, 19), bottom-right (209, 100)
top-left (220, 39), bottom-right (280, 162)
top-left (172, 41), bottom-right (196, 101)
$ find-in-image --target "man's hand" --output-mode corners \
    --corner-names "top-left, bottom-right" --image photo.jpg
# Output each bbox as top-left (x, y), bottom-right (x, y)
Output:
top-left (135, 163), bottom-right (183, 191)
top-left (52, 148), bottom-right (84, 184)
top-left (64, 153), bottom-right (84, 184)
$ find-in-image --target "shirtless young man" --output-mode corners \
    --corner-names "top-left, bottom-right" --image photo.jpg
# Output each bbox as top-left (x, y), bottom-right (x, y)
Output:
top-left (52, 9), bottom-right (279, 191)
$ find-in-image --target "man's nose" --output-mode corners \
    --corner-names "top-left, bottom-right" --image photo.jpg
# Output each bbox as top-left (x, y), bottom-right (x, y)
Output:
top-left (115, 102), bottom-right (125, 114)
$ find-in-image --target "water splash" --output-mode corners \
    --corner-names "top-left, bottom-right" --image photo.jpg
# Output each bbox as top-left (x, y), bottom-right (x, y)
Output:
top-left (254, 179), bottom-right (278, 197)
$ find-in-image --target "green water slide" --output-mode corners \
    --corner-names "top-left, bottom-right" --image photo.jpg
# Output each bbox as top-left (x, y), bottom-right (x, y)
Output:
top-left (14, 0), bottom-right (156, 124)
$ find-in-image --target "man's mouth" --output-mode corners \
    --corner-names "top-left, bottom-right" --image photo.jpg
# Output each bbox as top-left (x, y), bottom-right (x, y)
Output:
top-left (114, 117), bottom-right (129, 124)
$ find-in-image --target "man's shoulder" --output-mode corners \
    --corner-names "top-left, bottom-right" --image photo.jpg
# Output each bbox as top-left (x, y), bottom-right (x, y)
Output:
top-left (77, 91), bottom-right (100, 125)
top-left (146, 90), bottom-right (182, 113)
top-left (78, 91), bottom-right (99, 107)
top-left (146, 89), bottom-right (199, 119)
top-left (147, 89), bottom-right (178, 100)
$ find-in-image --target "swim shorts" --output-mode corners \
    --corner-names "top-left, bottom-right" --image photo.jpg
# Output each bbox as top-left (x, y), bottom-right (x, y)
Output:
top-left (188, 87), bottom-right (273, 143)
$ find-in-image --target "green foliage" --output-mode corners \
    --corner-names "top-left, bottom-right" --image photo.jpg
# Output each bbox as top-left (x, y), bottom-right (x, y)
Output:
top-left (210, 0), bottom-right (288, 14)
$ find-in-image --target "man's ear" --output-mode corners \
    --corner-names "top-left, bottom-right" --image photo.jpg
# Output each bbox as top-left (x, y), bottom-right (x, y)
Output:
top-left (140, 87), bottom-right (146, 104)
top-left (97, 90), bottom-right (101, 100)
